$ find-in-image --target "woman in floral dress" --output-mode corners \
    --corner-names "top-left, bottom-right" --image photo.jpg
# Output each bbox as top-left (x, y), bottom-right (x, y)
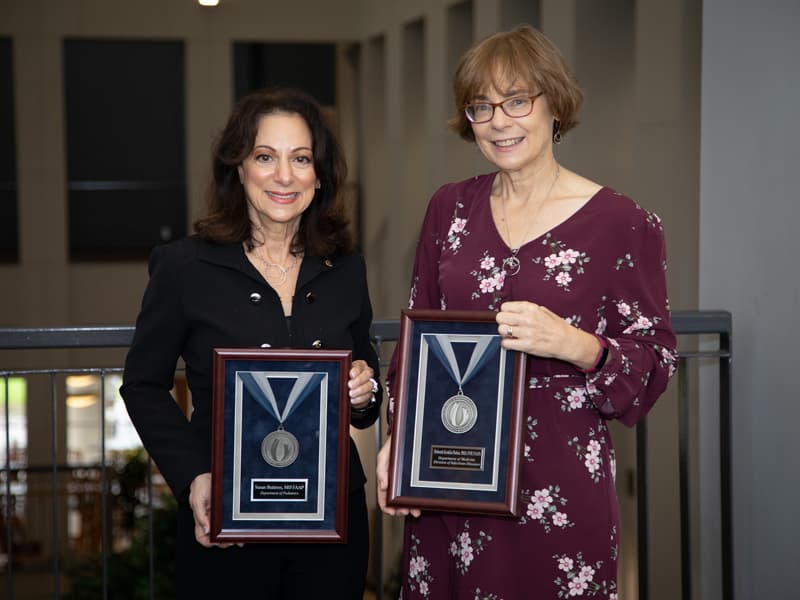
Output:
top-left (376, 25), bottom-right (678, 599)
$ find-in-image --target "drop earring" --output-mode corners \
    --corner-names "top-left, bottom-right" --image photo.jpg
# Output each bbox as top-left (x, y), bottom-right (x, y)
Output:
top-left (314, 181), bottom-right (321, 189)
top-left (552, 120), bottom-right (562, 144)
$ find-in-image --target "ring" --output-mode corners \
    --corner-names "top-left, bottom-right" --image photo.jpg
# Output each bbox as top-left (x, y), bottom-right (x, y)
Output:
top-left (507, 326), bottom-right (514, 338)
top-left (369, 377), bottom-right (379, 394)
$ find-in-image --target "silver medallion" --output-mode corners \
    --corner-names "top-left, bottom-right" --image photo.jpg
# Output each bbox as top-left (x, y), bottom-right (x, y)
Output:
top-left (441, 393), bottom-right (478, 434)
top-left (261, 429), bottom-right (300, 468)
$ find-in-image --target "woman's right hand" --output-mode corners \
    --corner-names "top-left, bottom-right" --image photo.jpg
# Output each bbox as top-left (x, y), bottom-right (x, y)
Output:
top-left (189, 473), bottom-right (214, 547)
top-left (376, 438), bottom-right (421, 517)
top-left (189, 472), bottom-right (232, 548)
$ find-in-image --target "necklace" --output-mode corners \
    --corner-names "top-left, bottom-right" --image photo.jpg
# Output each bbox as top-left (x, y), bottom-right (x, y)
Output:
top-left (254, 245), bottom-right (299, 286)
top-left (501, 164), bottom-right (561, 276)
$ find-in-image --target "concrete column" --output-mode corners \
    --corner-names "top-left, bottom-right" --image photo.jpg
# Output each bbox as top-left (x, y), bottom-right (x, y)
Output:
top-left (473, 0), bottom-right (500, 39)
top-left (632, 2), bottom-right (701, 600)
top-left (14, 34), bottom-right (69, 329)
top-left (541, 0), bottom-right (577, 89)
top-left (424, 5), bottom-right (448, 195)
top-left (185, 36), bottom-right (231, 227)
top-left (541, 0), bottom-right (578, 171)
top-left (443, 1), bottom-right (484, 184)
top-left (13, 21), bottom-right (71, 561)
top-left (632, 0), bottom-right (700, 312)
top-left (376, 25), bottom-right (405, 318)
top-left (359, 34), bottom-right (390, 313)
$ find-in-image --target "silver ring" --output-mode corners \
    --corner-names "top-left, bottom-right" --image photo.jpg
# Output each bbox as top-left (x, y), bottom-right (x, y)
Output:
top-left (369, 377), bottom-right (379, 394)
top-left (507, 326), bottom-right (514, 338)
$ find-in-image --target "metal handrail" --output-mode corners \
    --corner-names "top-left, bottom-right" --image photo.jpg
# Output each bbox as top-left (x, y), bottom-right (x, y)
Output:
top-left (0, 309), bottom-right (733, 600)
top-left (0, 310), bottom-right (733, 349)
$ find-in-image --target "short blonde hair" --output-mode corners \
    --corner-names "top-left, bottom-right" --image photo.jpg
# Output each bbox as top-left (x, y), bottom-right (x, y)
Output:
top-left (448, 24), bottom-right (583, 142)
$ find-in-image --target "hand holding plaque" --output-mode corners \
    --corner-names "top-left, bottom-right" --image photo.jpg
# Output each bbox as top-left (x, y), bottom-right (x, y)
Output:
top-left (386, 310), bottom-right (526, 516)
top-left (210, 348), bottom-right (351, 542)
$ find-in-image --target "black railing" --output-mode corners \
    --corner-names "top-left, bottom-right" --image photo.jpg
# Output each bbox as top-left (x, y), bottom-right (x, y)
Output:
top-left (0, 310), bottom-right (732, 600)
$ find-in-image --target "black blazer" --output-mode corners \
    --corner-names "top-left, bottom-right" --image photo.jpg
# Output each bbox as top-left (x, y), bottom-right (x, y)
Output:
top-left (120, 236), bottom-right (381, 499)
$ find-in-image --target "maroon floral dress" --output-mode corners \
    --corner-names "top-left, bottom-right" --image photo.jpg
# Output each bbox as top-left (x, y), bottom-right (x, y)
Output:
top-left (387, 172), bottom-right (678, 600)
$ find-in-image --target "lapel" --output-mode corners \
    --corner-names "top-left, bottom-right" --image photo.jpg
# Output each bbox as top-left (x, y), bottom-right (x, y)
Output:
top-left (296, 254), bottom-right (337, 291)
top-left (194, 239), bottom-right (263, 285)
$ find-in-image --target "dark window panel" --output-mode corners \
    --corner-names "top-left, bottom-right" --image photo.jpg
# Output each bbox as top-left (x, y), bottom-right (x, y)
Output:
top-left (234, 42), bottom-right (336, 105)
top-left (0, 39), bottom-right (15, 181)
top-left (63, 39), bottom-right (186, 260)
top-left (0, 191), bottom-right (18, 262)
top-left (0, 37), bottom-right (18, 262)
top-left (68, 188), bottom-right (186, 261)
top-left (64, 39), bottom-right (185, 181)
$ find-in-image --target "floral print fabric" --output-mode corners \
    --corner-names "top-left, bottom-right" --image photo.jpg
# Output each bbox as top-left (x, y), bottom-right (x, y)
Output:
top-left (392, 173), bottom-right (677, 599)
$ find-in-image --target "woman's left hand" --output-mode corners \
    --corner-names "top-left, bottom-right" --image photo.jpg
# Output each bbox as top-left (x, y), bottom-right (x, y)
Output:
top-left (348, 359), bottom-right (376, 409)
top-left (496, 301), bottom-right (598, 367)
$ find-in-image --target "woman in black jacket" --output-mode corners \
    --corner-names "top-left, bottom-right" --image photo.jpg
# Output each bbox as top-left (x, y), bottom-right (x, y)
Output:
top-left (121, 88), bottom-right (380, 598)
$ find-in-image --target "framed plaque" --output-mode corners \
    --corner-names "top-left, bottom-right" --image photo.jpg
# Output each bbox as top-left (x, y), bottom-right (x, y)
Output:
top-left (210, 348), bottom-right (351, 542)
top-left (387, 309), bottom-right (526, 516)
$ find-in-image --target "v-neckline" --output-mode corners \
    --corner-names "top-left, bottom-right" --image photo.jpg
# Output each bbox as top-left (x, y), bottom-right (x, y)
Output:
top-left (485, 172), bottom-right (606, 254)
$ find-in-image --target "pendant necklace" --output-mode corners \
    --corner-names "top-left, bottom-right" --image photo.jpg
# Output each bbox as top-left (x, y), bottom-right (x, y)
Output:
top-left (501, 164), bottom-right (561, 276)
top-left (255, 245), bottom-right (299, 286)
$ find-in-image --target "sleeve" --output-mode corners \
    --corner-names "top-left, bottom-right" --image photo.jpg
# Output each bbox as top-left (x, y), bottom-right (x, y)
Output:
top-left (119, 245), bottom-right (209, 497)
top-left (385, 184), bottom-right (450, 422)
top-left (349, 254), bottom-right (383, 429)
top-left (586, 211), bottom-right (678, 427)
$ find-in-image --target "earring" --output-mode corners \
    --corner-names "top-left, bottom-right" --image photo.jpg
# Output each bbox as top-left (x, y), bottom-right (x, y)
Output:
top-left (552, 120), bottom-right (562, 144)
top-left (315, 181), bottom-right (321, 189)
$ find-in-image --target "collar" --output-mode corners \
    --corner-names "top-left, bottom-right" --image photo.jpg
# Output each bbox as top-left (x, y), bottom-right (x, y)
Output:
top-left (193, 237), bottom-right (338, 288)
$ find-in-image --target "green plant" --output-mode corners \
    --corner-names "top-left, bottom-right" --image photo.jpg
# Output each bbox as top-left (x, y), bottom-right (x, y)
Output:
top-left (65, 450), bottom-right (177, 599)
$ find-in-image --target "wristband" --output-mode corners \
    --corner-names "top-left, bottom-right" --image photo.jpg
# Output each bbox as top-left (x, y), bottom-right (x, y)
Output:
top-left (578, 335), bottom-right (609, 373)
top-left (351, 394), bottom-right (377, 415)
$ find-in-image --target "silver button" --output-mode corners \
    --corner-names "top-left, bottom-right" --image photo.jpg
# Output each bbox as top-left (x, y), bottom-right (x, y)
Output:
top-left (324, 259), bottom-right (333, 268)
top-left (249, 292), bottom-right (262, 304)
top-left (311, 339), bottom-right (322, 348)
top-left (305, 291), bottom-right (316, 303)
top-left (260, 343), bottom-right (272, 348)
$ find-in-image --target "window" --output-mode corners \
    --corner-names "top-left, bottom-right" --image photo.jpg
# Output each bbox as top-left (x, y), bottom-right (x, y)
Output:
top-left (0, 376), bottom-right (27, 467)
top-left (233, 42), bottom-right (336, 103)
top-left (0, 37), bottom-right (17, 262)
top-left (63, 39), bottom-right (186, 260)
top-left (66, 374), bottom-right (142, 463)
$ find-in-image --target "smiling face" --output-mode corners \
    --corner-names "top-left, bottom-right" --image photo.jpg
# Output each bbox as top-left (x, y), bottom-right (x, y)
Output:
top-left (469, 80), bottom-right (555, 175)
top-left (237, 112), bottom-right (318, 231)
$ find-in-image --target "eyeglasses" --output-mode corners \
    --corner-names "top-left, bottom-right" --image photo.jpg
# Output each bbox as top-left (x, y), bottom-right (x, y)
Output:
top-left (464, 92), bottom-right (544, 124)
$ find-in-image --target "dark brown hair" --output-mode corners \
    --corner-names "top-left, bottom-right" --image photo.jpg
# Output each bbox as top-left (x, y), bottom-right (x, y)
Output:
top-left (194, 88), bottom-right (352, 257)
top-left (448, 24), bottom-right (583, 142)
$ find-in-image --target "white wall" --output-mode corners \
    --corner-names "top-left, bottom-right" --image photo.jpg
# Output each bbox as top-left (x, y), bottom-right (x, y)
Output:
top-left (700, 0), bottom-right (800, 598)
